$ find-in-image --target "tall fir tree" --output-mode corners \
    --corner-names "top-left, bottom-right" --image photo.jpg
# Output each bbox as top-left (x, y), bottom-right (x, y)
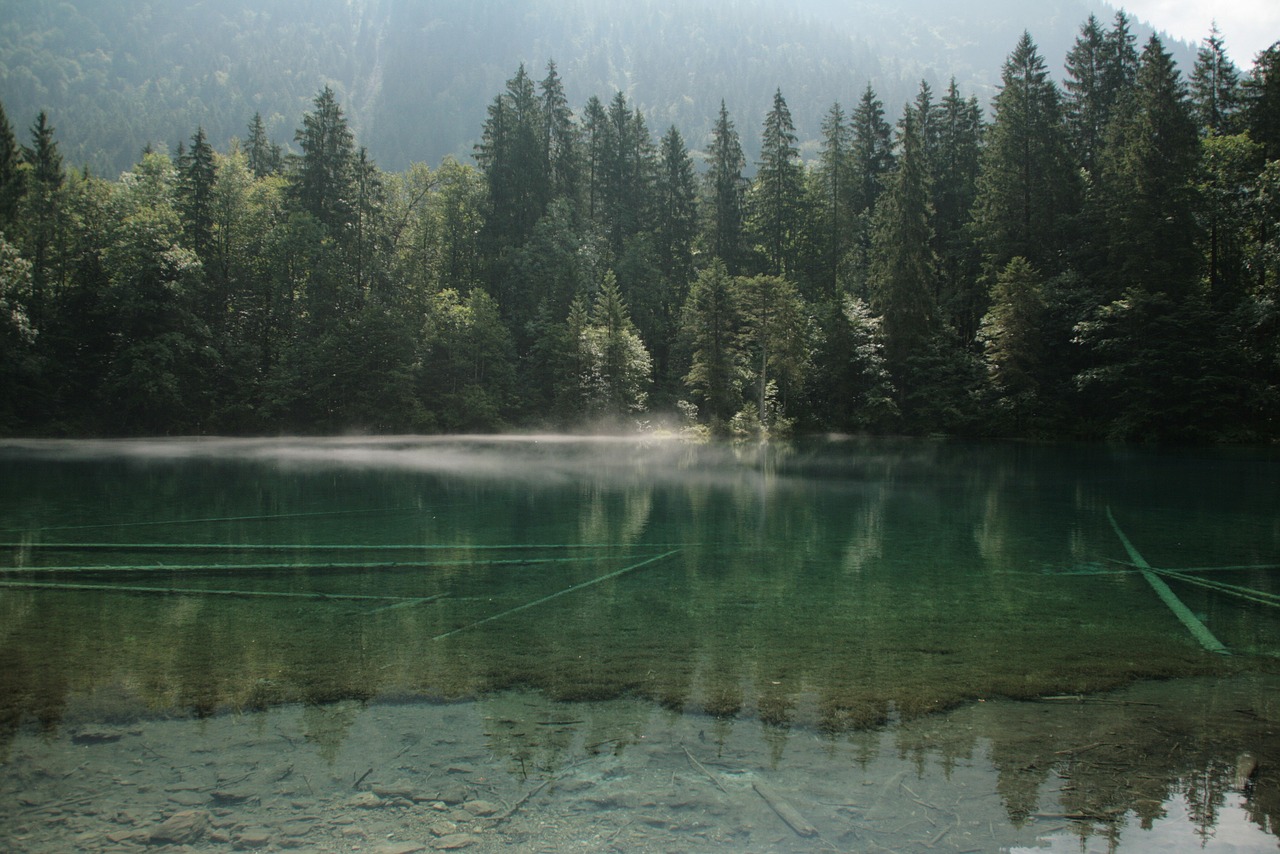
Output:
top-left (931, 80), bottom-right (985, 342)
top-left (0, 102), bottom-right (21, 233)
top-left (540, 61), bottom-right (580, 207)
top-left (289, 87), bottom-right (356, 234)
top-left (1243, 43), bottom-right (1280, 161)
top-left (1064, 14), bottom-right (1112, 174)
top-left (849, 84), bottom-right (895, 217)
top-left (179, 126), bottom-right (216, 261)
top-left (1100, 35), bottom-right (1202, 298)
top-left (680, 260), bottom-right (742, 430)
top-left (814, 102), bottom-right (853, 297)
top-left (972, 32), bottom-right (1079, 276)
top-left (1191, 24), bottom-right (1242, 135)
top-left (751, 89), bottom-right (805, 277)
top-left (245, 112), bottom-right (282, 179)
top-left (21, 111), bottom-right (65, 323)
top-left (869, 109), bottom-right (936, 378)
top-left (704, 100), bottom-right (748, 274)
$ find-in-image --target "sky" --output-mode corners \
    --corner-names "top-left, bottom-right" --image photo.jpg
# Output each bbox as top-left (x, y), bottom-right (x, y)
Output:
top-left (1105, 1), bottom-right (1279, 67)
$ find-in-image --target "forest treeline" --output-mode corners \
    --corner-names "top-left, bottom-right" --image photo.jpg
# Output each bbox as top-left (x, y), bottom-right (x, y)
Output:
top-left (2, 14), bottom-right (1279, 440)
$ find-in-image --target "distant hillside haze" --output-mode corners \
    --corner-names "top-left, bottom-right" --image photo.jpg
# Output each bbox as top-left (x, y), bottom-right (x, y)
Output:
top-left (0, 0), bottom-right (1197, 175)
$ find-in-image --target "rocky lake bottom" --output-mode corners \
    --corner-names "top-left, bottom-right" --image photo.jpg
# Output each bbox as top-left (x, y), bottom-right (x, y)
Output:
top-left (3, 674), bottom-right (1278, 853)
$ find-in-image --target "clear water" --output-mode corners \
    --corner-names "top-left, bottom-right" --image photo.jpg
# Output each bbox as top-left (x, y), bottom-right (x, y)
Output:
top-left (1, 436), bottom-right (1277, 852)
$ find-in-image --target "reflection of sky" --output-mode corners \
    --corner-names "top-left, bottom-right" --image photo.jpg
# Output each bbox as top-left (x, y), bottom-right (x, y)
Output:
top-left (1017, 793), bottom-right (1275, 852)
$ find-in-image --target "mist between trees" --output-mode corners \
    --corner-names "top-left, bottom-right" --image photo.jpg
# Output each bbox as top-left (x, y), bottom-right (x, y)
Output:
top-left (2, 14), bottom-right (1279, 441)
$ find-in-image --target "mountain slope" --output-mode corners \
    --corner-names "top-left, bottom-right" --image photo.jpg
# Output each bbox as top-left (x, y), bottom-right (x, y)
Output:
top-left (0, 0), bottom-right (1196, 174)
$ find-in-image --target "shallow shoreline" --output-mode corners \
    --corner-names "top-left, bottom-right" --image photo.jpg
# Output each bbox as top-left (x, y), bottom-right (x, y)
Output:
top-left (3, 674), bottom-right (1277, 853)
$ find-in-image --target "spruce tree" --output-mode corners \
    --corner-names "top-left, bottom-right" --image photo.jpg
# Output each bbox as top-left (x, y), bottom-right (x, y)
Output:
top-left (972, 32), bottom-right (1078, 276)
top-left (21, 111), bottom-right (64, 322)
top-left (180, 126), bottom-right (216, 260)
top-left (540, 61), bottom-right (580, 205)
top-left (0, 102), bottom-right (21, 232)
top-left (290, 87), bottom-right (356, 234)
top-left (705, 100), bottom-right (748, 274)
top-left (1191, 24), bottom-right (1242, 135)
top-left (1064, 14), bottom-right (1111, 173)
top-left (1244, 43), bottom-right (1280, 161)
top-left (751, 88), bottom-right (804, 277)
top-left (814, 102), bottom-right (852, 296)
top-left (849, 84), bottom-right (895, 217)
top-left (1101, 35), bottom-right (1201, 298)
top-left (681, 260), bottom-right (742, 429)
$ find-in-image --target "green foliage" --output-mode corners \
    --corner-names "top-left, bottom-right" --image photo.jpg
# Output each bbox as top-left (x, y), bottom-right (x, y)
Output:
top-left (0, 14), bottom-right (1276, 442)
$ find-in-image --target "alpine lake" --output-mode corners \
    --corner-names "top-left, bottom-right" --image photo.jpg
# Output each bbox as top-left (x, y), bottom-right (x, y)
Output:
top-left (1, 436), bottom-right (1278, 853)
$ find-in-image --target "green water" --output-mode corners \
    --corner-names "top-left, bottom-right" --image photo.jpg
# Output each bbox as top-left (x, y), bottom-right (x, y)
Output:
top-left (2, 436), bottom-right (1276, 732)
top-left (2, 436), bottom-right (1280, 851)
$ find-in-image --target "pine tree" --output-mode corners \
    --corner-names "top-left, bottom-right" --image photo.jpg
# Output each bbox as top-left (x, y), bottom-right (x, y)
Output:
top-left (972, 32), bottom-right (1078, 276)
top-left (680, 260), bottom-right (742, 429)
top-left (1064, 14), bottom-right (1111, 173)
top-left (582, 96), bottom-right (609, 226)
top-left (814, 102), bottom-right (853, 296)
top-left (733, 272), bottom-right (807, 434)
top-left (0, 102), bottom-right (21, 232)
top-left (1102, 11), bottom-right (1140, 102)
top-left (1191, 24), bottom-right (1241, 135)
top-left (245, 112), bottom-right (282, 178)
top-left (849, 84), bottom-right (895, 217)
top-left (20, 111), bottom-right (64, 322)
top-left (289, 87), bottom-right (356, 233)
top-left (179, 126), bottom-right (216, 260)
top-left (932, 80), bottom-right (984, 341)
top-left (869, 109), bottom-right (936, 375)
top-left (979, 256), bottom-right (1047, 426)
top-left (652, 125), bottom-right (698, 377)
top-left (1243, 43), bottom-right (1280, 161)
top-left (476, 66), bottom-right (549, 256)
top-left (751, 88), bottom-right (804, 276)
top-left (1100, 35), bottom-right (1201, 298)
top-left (704, 100), bottom-right (748, 274)
top-left (540, 61), bottom-right (580, 205)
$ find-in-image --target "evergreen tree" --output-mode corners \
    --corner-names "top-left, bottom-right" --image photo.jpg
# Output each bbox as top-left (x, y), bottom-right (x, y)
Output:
top-left (1244, 42), bottom-right (1280, 161)
top-left (979, 256), bottom-right (1047, 430)
top-left (179, 126), bottom-right (216, 260)
top-left (849, 84), bottom-right (895, 217)
top-left (289, 86), bottom-right (356, 234)
top-left (680, 260), bottom-right (742, 429)
top-left (733, 272), bottom-right (807, 435)
top-left (476, 66), bottom-right (549, 262)
top-left (20, 111), bottom-right (65, 323)
top-left (814, 101), bottom-right (853, 296)
top-left (972, 32), bottom-right (1078, 276)
top-left (579, 271), bottom-right (652, 417)
top-left (1102, 11), bottom-right (1140, 102)
top-left (652, 125), bottom-right (699, 385)
top-left (1100, 35), bottom-right (1202, 299)
top-left (582, 96), bottom-right (609, 226)
top-left (751, 89), bottom-right (805, 276)
top-left (1191, 24), bottom-right (1242, 135)
top-left (931, 80), bottom-right (984, 342)
top-left (1197, 132), bottom-right (1262, 307)
top-left (540, 61), bottom-right (580, 206)
top-left (869, 109), bottom-right (936, 378)
top-left (245, 112), bottom-right (282, 179)
top-left (0, 102), bottom-right (21, 232)
top-left (1064, 14), bottom-right (1112, 173)
top-left (704, 100), bottom-right (748, 273)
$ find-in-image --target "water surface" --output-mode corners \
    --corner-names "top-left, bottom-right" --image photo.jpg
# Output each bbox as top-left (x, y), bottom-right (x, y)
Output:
top-left (1, 436), bottom-right (1277, 851)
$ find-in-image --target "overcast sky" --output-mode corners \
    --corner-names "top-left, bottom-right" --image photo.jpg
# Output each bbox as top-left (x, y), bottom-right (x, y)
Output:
top-left (1105, 1), bottom-right (1279, 67)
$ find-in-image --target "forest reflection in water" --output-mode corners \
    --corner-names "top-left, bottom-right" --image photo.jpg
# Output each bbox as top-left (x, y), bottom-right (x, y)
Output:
top-left (0, 436), bottom-right (1278, 850)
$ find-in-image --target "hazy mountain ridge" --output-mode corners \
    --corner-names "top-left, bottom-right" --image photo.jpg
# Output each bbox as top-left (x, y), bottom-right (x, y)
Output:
top-left (1, 0), bottom-right (1197, 174)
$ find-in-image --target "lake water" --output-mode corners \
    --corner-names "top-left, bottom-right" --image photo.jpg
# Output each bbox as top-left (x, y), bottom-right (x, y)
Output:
top-left (1, 436), bottom-right (1277, 852)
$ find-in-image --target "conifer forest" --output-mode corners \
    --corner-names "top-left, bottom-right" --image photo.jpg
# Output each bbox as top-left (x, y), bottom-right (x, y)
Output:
top-left (3, 14), bottom-right (1280, 441)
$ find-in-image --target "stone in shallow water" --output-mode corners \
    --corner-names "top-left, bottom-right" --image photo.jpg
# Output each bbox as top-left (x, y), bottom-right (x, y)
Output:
top-left (233, 828), bottom-right (273, 849)
top-left (462, 799), bottom-right (499, 817)
top-left (430, 834), bottom-right (481, 850)
top-left (149, 809), bottom-right (211, 844)
top-left (373, 843), bottom-right (428, 854)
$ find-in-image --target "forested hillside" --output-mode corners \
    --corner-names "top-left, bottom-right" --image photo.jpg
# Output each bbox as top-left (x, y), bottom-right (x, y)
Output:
top-left (1, 14), bottom-right (1278, 441)
top-left (0, 0), bottom-right (1191, 176)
